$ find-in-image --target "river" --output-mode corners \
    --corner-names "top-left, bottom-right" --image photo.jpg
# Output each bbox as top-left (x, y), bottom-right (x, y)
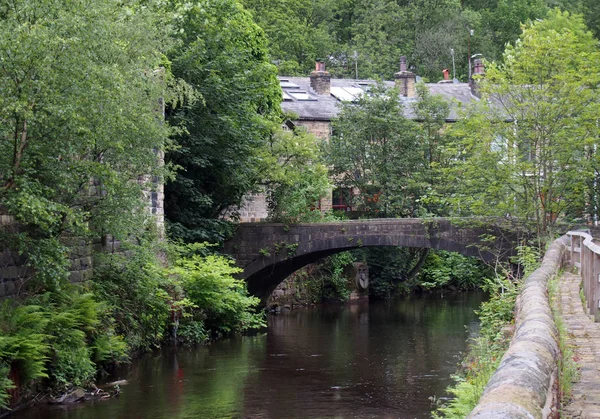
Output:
top-left (12, 292), bottom-right (485, 419)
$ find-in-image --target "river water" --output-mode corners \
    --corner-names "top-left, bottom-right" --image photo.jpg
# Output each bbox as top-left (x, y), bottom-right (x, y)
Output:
top-left (13, 292), bottom-right (485, 419)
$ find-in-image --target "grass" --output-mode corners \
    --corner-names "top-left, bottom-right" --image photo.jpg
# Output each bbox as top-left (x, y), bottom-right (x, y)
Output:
top-left (547, 272), bottom-right (579, 410)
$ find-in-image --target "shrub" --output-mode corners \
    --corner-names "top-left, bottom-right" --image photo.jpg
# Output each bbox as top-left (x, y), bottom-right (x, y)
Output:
top-left (170, 243), bottom-right (265, 335)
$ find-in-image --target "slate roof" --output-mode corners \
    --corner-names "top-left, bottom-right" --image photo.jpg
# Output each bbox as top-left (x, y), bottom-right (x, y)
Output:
top-left (279, 76), bottom-right (479, 122)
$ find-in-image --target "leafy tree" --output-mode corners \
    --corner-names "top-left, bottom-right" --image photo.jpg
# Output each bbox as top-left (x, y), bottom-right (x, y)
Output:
top-left (164, 0), bottom-right (282, 242)
top-left (412, 84), bottom-right (453, 215)
top-left (0, 0), bottom-right (175, 288)
top-left (260, 123), bottom-right (330, 222)
top-left (241, 0), bottom-right (338, 75)
top-left (448, 9), bottom-right (600, 236)
top-left (480, 0), bottom-right (547, 59)
top-left (328, 84), bottom-right (422, 217)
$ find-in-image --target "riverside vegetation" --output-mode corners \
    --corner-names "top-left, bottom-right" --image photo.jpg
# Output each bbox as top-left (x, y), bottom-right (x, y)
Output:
top-left (2, 0), bottom-right (600, 416)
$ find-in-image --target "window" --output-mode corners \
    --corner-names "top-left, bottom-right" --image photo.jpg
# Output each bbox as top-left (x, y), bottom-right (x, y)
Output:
top-left (332, 188), bottom-right (352, 211)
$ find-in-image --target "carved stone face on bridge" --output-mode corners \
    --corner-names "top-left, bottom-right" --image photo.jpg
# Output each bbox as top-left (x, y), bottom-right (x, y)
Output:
top-left (356, 263), bottom-right (369, 290)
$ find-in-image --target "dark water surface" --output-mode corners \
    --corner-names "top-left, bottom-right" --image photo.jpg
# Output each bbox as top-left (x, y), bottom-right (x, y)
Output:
top-left (13, 292), bottom-right (486, 419)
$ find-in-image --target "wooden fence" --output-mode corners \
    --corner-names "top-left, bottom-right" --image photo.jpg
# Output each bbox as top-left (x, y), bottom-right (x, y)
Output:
top-left (567, 230), bottom-right (600, 321)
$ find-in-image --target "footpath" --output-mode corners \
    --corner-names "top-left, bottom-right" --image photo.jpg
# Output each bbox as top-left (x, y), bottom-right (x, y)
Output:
top-left (558, 271), bottom-right (600, 418)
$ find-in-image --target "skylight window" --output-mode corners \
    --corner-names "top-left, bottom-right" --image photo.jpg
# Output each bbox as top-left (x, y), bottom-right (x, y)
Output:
top-left (330, 86), bottom-right (364, 102)
top-left (280, 81), bottom-right (301, 89)
top-left (288, 90), bottom-right (315, 101)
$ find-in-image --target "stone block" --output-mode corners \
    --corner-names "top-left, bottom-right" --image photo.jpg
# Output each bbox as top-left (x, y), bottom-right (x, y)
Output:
top-left (82, 269), bottom-right (94, 282)
top-left (4, 279), bottom-right (16, 295)
top-left (69, 270), bottom-right (83, 283)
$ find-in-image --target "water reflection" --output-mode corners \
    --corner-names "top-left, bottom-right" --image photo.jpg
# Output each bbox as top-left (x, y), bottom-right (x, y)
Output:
top-left (12, 292), bottom-right (485, 419)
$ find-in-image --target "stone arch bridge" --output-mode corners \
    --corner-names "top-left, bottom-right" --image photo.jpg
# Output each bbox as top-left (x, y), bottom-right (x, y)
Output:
top-left (223, 218), bottom-right (523, 304)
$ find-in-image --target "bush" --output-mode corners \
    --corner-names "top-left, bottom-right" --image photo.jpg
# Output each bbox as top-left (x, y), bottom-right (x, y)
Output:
top-left (92, 247), bottom-right (172, 352)
top-left (419, 251), bottom-right (490, 291)
top-left (0, 287), bottom-right (129, 408)
top-left (170, 243), bottom-right (265, 335)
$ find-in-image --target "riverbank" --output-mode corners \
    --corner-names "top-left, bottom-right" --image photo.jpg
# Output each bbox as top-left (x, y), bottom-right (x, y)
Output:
top-left (9, 293), bottom-right (486, 419)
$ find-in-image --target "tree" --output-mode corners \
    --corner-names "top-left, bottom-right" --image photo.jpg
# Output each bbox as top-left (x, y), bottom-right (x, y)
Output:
top-left (259, 122), bottom-right (330, 223)
top-left (448, 9), bottom-right (600, 236)
top-left (0, 0), bottom-right (174, 287)
top-left (241, 0), bottom-right (338, 75)
top-left (327, 84), bottom-right (421, 217)
top-left (164, 0), bottom-right (282, 242)
top-left (412, 84), bottom-right (453, 216)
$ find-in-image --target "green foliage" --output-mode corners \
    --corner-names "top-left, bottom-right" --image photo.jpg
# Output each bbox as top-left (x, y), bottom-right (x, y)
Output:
top-left (263, 124), bottom-right (330, 223)
top-left (419, 251), bottom-right (490, 291)
top-left (357, 247), bottom-right (420, 299)
top-left (434, 275), bottom-right (519, 417)
top-left (303, 252), bottom-right (356, 302)
top-left (0, 0), bottom-right (176, 262)
top-left (447, 9), bottom-right (600, 236)
top-left (433, 338), bottom-right (502, 418)
top-left (93, 247), bottom-right (172, 352)
top-left (548, 272), bottom-right (579, 407)
top-left (240, 0), bottom-right (575, 82)
top-left (0, 287), bottom-right (129, 408)
top-left (165, 0), bottom-right (282, 239)
top-left (328, 84), bottom-right (421, 217)
top-left (0, 303), bottom-right (50, 407)
top-left (170, 243), bottom-right (265, 335)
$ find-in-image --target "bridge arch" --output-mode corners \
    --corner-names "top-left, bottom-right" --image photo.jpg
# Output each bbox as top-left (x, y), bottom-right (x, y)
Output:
top-left (223, 218), bottom-right (520, 304)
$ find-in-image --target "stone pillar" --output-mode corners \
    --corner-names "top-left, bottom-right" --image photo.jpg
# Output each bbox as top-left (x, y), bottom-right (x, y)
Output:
top-left (310, 60), bottom-right (331, 95)
top-left (394, 56), bottom-right (416, 98)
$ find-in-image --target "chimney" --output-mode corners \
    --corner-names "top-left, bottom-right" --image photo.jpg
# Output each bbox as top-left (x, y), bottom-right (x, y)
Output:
top-left (394, 56), bottom-right (416, 97)
top-left (442, 68), bottom-right (450, 81)
top-left (470, 58), bottom-right (485, 97)
top-left (310, 59), bottom-right (331, 95)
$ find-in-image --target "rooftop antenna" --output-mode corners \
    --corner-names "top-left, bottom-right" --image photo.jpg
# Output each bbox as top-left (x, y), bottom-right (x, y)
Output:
top-left (468, 29), bottom-right (474, 79)
top-left (353, 51), bottom-right (358, 80)
top-left (450, 48), bottom-right (456, 81)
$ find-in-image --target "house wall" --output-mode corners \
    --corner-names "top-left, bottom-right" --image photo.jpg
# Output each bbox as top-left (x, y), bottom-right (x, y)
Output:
top-left (236, 189), bottom-right (270, 223)
top-left (295, 120), bottom-right (331, 141)
top-left (235, 119), bottom-right (333, 222)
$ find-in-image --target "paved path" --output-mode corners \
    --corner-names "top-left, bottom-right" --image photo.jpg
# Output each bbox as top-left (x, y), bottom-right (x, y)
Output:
top-left (558, 272), bottom-right (600, 418)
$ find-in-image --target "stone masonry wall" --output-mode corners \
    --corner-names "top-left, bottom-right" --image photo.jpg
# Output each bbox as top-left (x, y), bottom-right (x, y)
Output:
top-left (236, 189), bottom-right (270, 223)
top-left (0, 172), bottom-right (159, 298)
top-left (294, 120), bottom-right (331, 141)
top-left (469, 235), bottom-right (569, 418)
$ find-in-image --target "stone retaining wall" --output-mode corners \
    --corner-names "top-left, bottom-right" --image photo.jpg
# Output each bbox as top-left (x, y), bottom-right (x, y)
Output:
top-left (0, 237), bottom-right (120, 299)
top-left (469, 235), bottom-right (569, 418)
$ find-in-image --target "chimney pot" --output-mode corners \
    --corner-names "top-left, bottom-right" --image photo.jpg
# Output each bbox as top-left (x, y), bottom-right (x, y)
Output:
top-left (470, 58), bottom-right (485, 97)
top-left (400, 56), bottom-right (407, 72)
top-left (473, 59), bottom-right (484, 75)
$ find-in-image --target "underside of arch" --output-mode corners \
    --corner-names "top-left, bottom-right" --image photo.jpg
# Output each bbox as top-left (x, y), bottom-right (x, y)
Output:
top-left (245, 236), bottom-right (499, 306)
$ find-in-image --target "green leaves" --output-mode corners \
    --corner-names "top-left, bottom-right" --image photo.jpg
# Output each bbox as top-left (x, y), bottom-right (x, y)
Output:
top-left (0, 0), bottom-right (179, 290)
top-left (170, 243), bottom-right (265, 334)
top-left (165, 0), bottom-right (281, 238)
top-left (328, 84), bottom-right (423, 217)
top-left (447, 9), bottom-right (600, 236)
top-left (261, 123), bottom-right (330, 222)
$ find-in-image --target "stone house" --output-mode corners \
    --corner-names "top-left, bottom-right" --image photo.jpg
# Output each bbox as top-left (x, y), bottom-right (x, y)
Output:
top-left (236, 57), bottom-right (483, 222)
